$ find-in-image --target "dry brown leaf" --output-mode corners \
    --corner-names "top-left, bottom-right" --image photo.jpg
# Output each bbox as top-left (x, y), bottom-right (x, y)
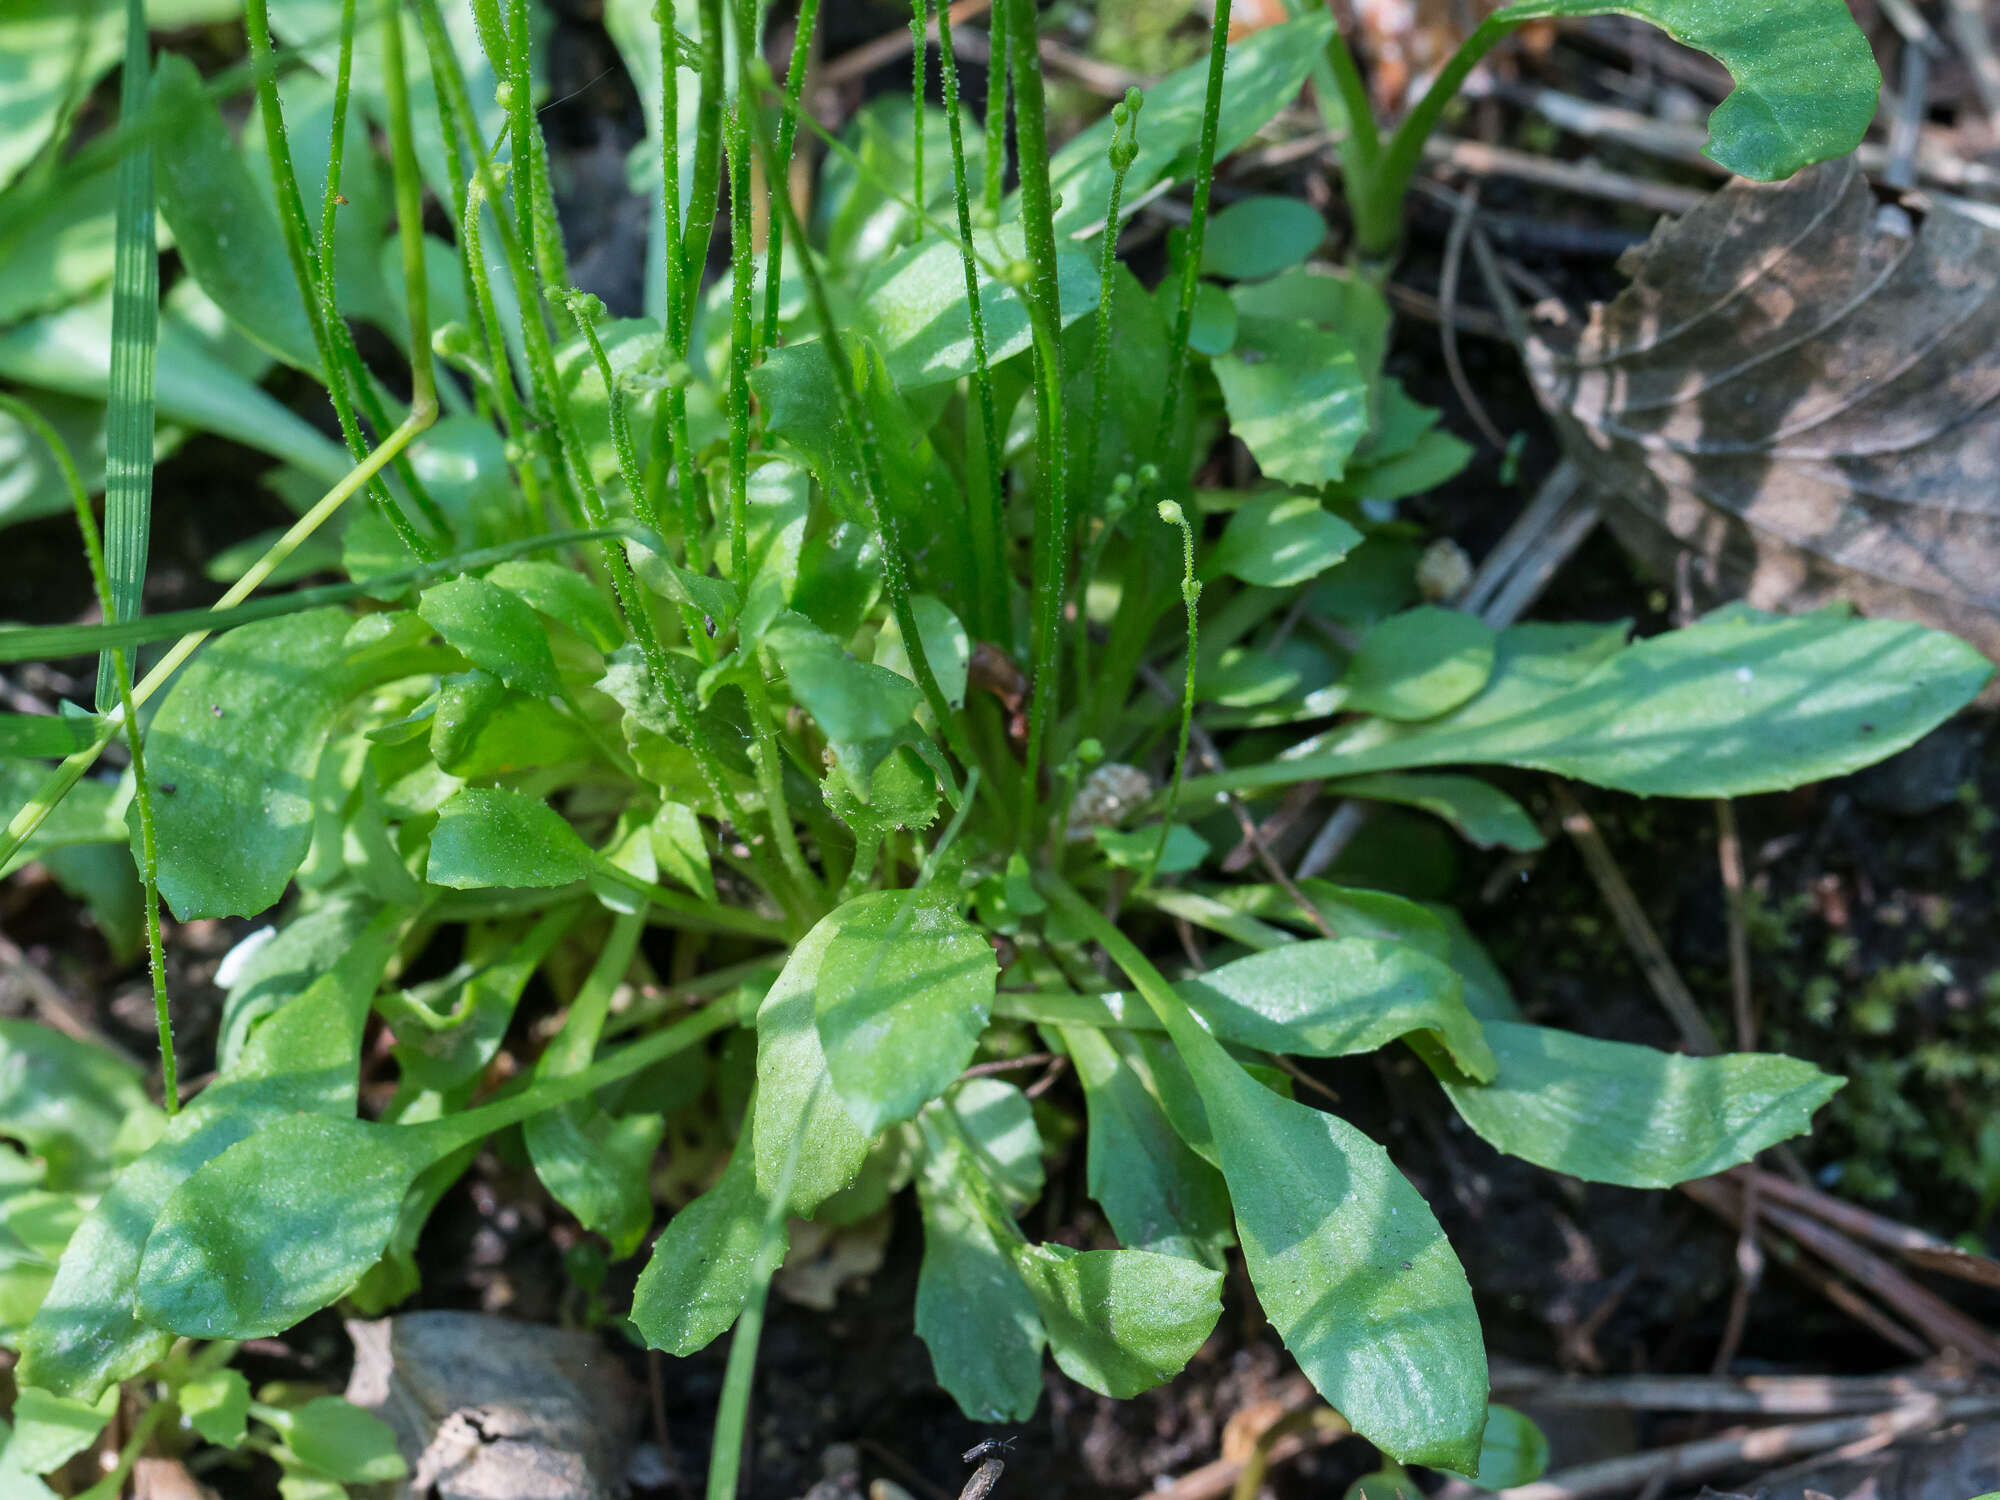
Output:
top-left (344, 1312), bottom-right (638, 1500)
top-left (1529, 156), bottom-right (2000, 666)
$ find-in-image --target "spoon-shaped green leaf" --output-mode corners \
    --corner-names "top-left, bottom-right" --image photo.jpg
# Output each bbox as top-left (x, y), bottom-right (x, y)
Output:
top-left (135, 999), bottom-right (741, 1338)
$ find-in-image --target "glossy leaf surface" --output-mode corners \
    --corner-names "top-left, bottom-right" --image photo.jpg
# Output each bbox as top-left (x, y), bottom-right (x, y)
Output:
top-left (1427, 1021), bottom-right (1841, 1188)
top-left (815, 891), bottom-right (997, 1137)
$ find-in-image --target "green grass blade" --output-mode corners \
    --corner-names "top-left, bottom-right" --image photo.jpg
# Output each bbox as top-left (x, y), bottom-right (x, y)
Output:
top-left (97, 0), bottom-right (158, 712)
top-left (0, 528), bottom-right (636, 664)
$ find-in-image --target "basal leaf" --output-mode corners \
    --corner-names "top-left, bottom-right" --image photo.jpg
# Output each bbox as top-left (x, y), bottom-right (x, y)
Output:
top-left (150, 54), bottom-right (318, 370)
top-left (1012, 1244), bottom-right (1222, 1399)
top-left (754, 909), bottom-right (873, 1214)
top-left (1062, 1026), bottom-right (1233, 1269)
top-left (815, 891), bottom-right (997, 1137)
top-left (1043, 14), bottom-right (1333, 237)
top-left (418, 575), bottom-right (565, 700)
top-left (137, 1113), bottom-right (438, 1338)
top-left (947, 1078), bottom-right (1046, 1208)
top-left (485, 559), bottom-right (623, 653)
top-left (1492, 0), bottom-right (1876, 180)
top-left (18, 916), bottom-right (401, 1397)
top-left (863, 223), bottom-right (1100, 390)
top-left (1208, 492), bottom-right (1363, 589)
top-left (1195, 610), bottom-right (1990, 801)
top-left (0, 2), bottom-right (121, 195)
top-left (1212, 316), bottom-right (1368, 488)
top-left (1180, 939), bottom-right (1495, 1080)
top-left (913, 1095), bottom-right (1046, 1423)
top-left (1200, 196), bottom-right (1326, 282)
top-left (426, 785), bottom-right (595, 891)
top-left (1425, 1021), bottom-right (1842, 1188)
top-left (631, 1135), bottom-right (766, 1355)
top-left (0, 1021), bottom-right (154, 1193)
top-left (873, 595), bottom-right (971, 710)
top-left (1331, 773), bottom-right (1543, 852)
top-left (142, 609), bottom-right (361, 920)
top-left (1151, 1000), bottom-right (1486, 1470)
top-left (1342, 608), bottom-right (1497, 722)
top-left (0, 294), bottom-right (349, 483)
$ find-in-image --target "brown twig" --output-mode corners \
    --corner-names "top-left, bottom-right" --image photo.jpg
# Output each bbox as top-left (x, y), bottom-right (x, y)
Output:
top-left (819, 0), bottom-right (994, 87)
top-left (1731, 1165), bottom-right (2000, 1290)
top-left (1480, 1396), bottom-right (1999, 1500)
top-left (960, 1052), bottom-right (1059, 1080)
top-left (0, 929), bottom-right (144, 1067)
top-left (1142, 1408), bottom-right (1349, 1500)
top-left (1710, 797), bottom-right (1763, 1373)
top-left (1685, 1176), bottom-right (2000, 1366)
top-left (1439, 183), bottom-right (1510, 452)
top-left (1489, 1367), bottom-right (1994, 1413)
top-left (1548, 783), bottom-right (1721, 1055)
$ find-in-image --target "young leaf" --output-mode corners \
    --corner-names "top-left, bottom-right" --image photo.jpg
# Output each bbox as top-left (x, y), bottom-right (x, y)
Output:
top-left (631, 1135), bottom-right (767, 1355)
top-left (815, 891), bottom-right (998, 1137)
top-left (1200, 196), bottom-right (1326, 282)
top-left (648, 801), bottom-right (715, 902)
top-left (1342, 608), bottom-right (1498, 722)
top-left (1468, 1404), bottom-right (1550, 1489)
top-left (143, 609), bottom-right (358, 919)
top-left (418, 576), bottom-right (565, 700)
top-left (1063, 1026), bottom-right (1233, 1269)
top-left (1212, 318), bottom-right (1368, 488)
top-left (1179, 939), bottom-right (1495, 1080)
top-left (392, 911), bottom-right (577, 1093)
top-left (4, 1386), bottom-right (116, 1475)
top-left (426, 785), bottom-right (595, 890)
top-left (763, 613), bottom-right (921, 785)
top-left (179, 1368), bottom-right (251, 1448)
top-left (1331, 772), bottom-right (1543, 852)
top-left (1425, 1021), bottom-right (1842, 1188)
top-left (1207, 492), bottom-right (1363, 589)
top-left (263, 1398), bottom-right (407, 1484)
top-left (1095, 823), bottom-right (1209, 874)
top-left (1012, 1244), bottom-right (1223, 1399)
